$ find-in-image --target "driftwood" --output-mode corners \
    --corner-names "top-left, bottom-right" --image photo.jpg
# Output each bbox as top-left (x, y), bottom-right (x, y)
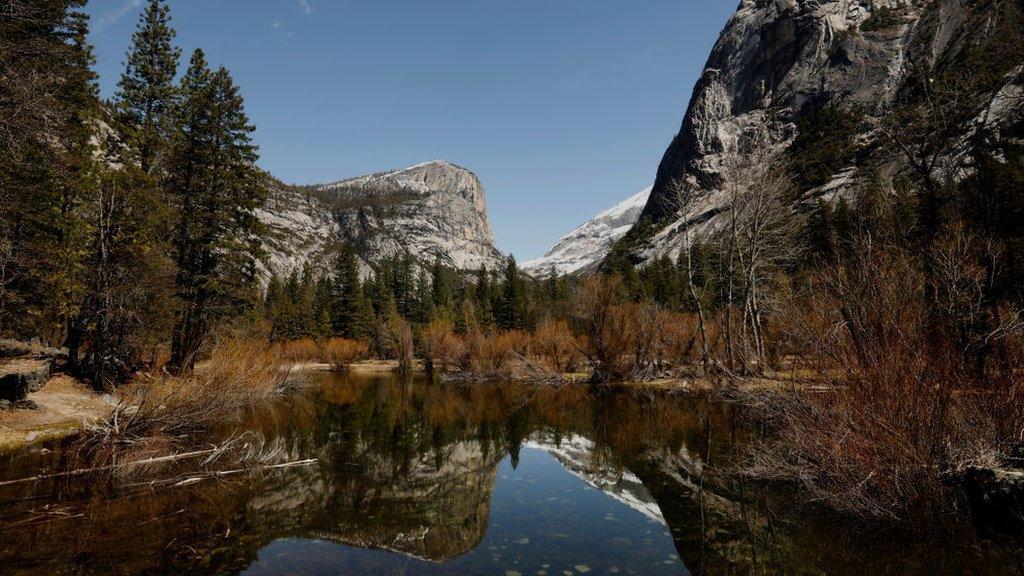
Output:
top-left (0, 448), bottom-right (223, 487)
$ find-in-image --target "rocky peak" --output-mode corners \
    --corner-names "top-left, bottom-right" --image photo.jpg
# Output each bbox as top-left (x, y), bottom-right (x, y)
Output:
top-left (628, 0), bottom-right (1023, 263)
top-left (258, 161), bottom-right (505, 279)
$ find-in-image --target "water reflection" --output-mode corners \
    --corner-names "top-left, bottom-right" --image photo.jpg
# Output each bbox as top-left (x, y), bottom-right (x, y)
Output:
top-left (0, 373), bottom-right (1021, 575)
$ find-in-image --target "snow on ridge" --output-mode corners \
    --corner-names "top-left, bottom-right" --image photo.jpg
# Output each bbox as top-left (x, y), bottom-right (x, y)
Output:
top-left (524, 433), bottom-right (666, 524)
top-left (524, 186), bottom-right (652, 276)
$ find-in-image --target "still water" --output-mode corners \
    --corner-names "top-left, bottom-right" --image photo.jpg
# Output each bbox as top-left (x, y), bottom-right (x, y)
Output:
top-left (0, 373), bottom-right (1021, 575)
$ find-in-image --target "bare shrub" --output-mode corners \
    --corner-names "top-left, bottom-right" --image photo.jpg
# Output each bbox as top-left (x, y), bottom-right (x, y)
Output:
top-left (272, 338), bottom-right (322, 363)
top-left (573, 276), bottom-right (688, 382)
top-left (532, 319), bottom-right (582, 373)
top-left (322, 337), bottom-right (369, 371)
top-left (388, 316), bottom-right (415, 373)
top-left (421, 319), bottom-right (464, 374)
top-left (751, 244), bottom-right (1024, 520)
top-left (461, 329), bottom-right (516, 377)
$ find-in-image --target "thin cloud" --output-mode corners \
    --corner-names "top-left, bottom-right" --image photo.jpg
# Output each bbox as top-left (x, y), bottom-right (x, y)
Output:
top-left (271, 20), bottom-right (294, 40)
top-left (93, 0), bottom-right (143, 33)
top-left (298, 0), bottom-right (313, 15)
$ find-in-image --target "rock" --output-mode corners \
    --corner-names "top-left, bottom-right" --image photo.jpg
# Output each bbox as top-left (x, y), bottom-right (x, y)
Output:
top-left (0, 399), bottom-right (12, 411)
top-left (259, 160), bottom-right (506, 281)
top-left (0, 358), bottom-right (52, 402)
top-left (625, 0), bottom-right (1024, 265)
top-left (524, 186), bottom-right (652, 277)
top-left (0, 338), bottom-right (66, 360)
top-left (963, 466), bottom-right (1024, 536)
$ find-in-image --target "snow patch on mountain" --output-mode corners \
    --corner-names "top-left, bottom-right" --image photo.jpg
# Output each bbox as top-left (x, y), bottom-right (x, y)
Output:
top-left (523, 186), bottom-right (652, 276)
top-left (525, 432), bottom-right (666, 524)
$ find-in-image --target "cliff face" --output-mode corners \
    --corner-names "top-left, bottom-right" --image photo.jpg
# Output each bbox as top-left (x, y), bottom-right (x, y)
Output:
top-left (629, 0), bottom-right (1024, 262)
top-left (324, 160), bottom-right (505, 272)
top-left (258, 160), bottom-right (506, 278)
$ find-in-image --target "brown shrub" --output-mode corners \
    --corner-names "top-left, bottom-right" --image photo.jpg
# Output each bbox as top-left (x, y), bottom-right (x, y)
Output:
top-left (322, 337), bottom-right (369, 371)
top-left (751, 245), bottom-right (1024, 521)
top-left (461, 329), bottom-right (516, 376)
top-left (271, 338), bottom-right (322, 363)
top-left (421, 319), bottom-right (465, 373)
top-left (531, 319), bottom-right (582, 373)
top-left (388, 316), bottom-right (415, 373)
top-left (573, 276), bottom-right (690, 382)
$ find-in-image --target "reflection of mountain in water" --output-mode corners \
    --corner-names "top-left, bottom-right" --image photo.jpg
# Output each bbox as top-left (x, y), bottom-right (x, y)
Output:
top-left (526, 432), bottom-right (666, 524)
top-left (249, 437), bottom-right (502, 562)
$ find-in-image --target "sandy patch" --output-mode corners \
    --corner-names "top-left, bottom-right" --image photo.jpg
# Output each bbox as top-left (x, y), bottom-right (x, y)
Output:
top-left (0, 375), bottom-right (116, 454)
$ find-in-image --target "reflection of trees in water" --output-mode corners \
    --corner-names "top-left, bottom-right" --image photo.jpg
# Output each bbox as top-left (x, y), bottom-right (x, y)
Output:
top-left (0, 375), bottom-right (1021, 575)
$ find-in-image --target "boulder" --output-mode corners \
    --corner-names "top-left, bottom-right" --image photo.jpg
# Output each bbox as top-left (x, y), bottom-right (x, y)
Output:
top-left (0, 358), bottom-right (52, 402)
top-left (0, 338), bottom-right (66, 360)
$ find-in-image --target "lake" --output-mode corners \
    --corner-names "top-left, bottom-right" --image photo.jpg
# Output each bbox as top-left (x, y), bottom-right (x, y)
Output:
top-left (0, 373), bottom-right (1021, 575)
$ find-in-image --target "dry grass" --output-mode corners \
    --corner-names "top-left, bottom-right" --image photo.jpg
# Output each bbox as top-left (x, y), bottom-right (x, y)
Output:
top-left (77, 339), bottom-right (296, 463)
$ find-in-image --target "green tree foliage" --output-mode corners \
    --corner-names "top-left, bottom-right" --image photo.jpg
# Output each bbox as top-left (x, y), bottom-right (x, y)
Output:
top-left (788, 104), bottom-right (861, 191)
top-left (76, 161), bottom-right (176, 387)
top-left (115, 0), bottom-right (180, 173)
top-left (0, 0), bottom-right (97, 343)
top-left (167, 49), bottom-right (265, 373)
top-left (330, 243), bottom-right (372, 340)
top-left (498, 256), bottom-right (528, 330)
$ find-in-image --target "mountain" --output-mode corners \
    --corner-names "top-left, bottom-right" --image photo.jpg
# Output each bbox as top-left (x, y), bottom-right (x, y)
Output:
top-left (258, 160), bottom-right (506, 278)
top-left (523, 186), bottom-right (652, 276)
top-left (621, 0), bottom-right (1024, 264)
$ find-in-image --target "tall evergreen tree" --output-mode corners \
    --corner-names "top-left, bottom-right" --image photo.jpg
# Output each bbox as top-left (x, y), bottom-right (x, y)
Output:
top-left (474, 266), bottom-right (495, 327)
top-left (115, 0), bottom-right (180, 174)
top-left (167, 50), bottom-right (265, 373)
top-left (331, 243), bottom-right (365, 338)
top-left (498, 256), bottom-right (527, 330)
top-left (0, 0), bottom-right (97, 344)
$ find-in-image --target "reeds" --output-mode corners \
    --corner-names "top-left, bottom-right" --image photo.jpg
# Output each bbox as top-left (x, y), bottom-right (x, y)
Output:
top-left (80, 339), bottom-right (295, 456)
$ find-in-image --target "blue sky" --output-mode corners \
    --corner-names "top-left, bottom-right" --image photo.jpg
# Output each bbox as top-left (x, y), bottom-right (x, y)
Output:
top-left (84, 0), bottom-right (735, 261)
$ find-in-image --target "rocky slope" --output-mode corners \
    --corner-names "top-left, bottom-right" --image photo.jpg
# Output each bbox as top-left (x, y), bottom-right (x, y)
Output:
top-left (523, 186), bottom-right (651, 276)
top-left (622, 0), bottom-right (1024, 264)
top-left (258, 160), bottom-right (506, 278)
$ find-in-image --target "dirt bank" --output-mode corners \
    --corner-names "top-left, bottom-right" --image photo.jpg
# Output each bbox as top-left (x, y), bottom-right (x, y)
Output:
top-left (0, 375), bottom-right (117, 454)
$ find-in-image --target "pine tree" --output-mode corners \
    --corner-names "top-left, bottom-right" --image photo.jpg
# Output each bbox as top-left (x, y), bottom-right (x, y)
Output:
top-left (474, 266), bottom-right (495, 327)
top-left (115, 0), bottom-right (180, 174)
top-left (498, 256), bottom-right (527, 330)
top-left (313, 276), bottom-right (334, 338)
top-left (415, 268), bottom-right (435, 324)
top-left (431, 257), bottom-right (452, 309)
top-left (77, 159), bottom-right (176, 388)
top-left (331, 243), bottom-right (365, 338)
top-left (0, 0), bottom-right (97, 344)
top-left (167, 50), bottom-right (265, 373)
